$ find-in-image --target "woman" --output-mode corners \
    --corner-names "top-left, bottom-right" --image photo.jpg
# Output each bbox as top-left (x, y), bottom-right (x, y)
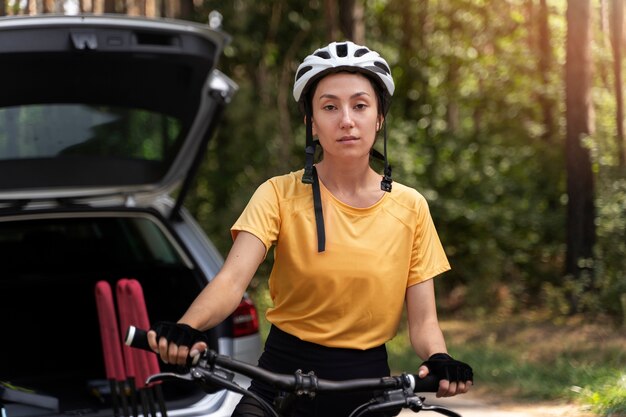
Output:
top-left (147, 41), bottom-right (473, 417)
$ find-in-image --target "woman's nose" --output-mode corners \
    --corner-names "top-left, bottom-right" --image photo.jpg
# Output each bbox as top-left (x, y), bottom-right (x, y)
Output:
top-left (339, 108), bottom-right (355, 128)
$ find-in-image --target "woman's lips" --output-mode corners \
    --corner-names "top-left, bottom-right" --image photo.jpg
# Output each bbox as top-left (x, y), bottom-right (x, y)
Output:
top-left (338, 135), bottom-right (358, 142)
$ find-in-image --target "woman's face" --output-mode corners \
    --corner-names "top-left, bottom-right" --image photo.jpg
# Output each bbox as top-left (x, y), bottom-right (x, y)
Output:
top-left (311, 72), bottom-right (382, 161)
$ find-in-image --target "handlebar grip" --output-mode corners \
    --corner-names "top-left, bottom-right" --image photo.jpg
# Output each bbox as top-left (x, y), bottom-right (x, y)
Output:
top-left (125, 325), bottom-right (152, 352)
top-left (125, 325), bottom-right (202, 366)
top-left (410, 374), bottom-right (440, 392)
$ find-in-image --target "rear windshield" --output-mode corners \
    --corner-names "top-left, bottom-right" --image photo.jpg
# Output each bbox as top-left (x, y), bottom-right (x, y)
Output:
top-left (0, 104), bottom-right (184, 189)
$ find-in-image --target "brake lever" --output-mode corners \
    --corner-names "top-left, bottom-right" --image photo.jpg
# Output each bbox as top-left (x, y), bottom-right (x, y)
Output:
top-left (415, 399), bottom-right (462, 417)
top-left (146, 371), bottom-right (194, 384)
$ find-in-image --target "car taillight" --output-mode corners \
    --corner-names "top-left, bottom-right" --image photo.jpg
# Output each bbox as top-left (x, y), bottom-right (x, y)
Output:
top-left (232, 298), bottom-right (259, 337)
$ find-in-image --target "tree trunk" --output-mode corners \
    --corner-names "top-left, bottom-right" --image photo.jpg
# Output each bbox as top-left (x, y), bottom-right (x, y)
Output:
top-left (339, 0), bottom-right (364, 44)
top-left (324, 0), bottom-right (339, 41)
top-left (611, 0), bottom-right (626, 166)
top-left (538, 0), bottom-right (556, 142)
top-left (79, 0), bottom-right (93, 13)
top-left (446, 8), bottom-right (460, 134)
top-left (104, 0), bottom-right (116, 13)
top-left (278, 29), bottom-right (308, 168)
top-left (145, 0), bottom-right (157, 17)
top-left (164, 0), bottom-right (179, 18)
top-left (179, 0), bottom-right (194, 20)
top-left (394, 0), bottom-right (429, 120)
top-left (126, 0), bottom-right (145, 16)
top-left (27, 0), bottom-right (38, 14)
top-left (0, 0), bottom-right (5, 16)
top-left (599, 0), bottom-right (612, 88)
top-left (46, 0), bottom-right (64, 13)
top-left (564, 0), bottom-right (596, 310)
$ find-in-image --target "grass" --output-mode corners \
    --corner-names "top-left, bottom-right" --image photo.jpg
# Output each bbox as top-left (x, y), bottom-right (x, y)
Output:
top-left (387, 312), bottom-right (626, 416)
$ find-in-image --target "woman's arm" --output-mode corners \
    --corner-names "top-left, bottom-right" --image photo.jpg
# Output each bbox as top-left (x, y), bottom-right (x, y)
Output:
top-left (148, 231), bottom-right (266, 365)
top-left (406, 279), bottom-right (447, 359)
top-left (406, 279), bottom-right (472, 397)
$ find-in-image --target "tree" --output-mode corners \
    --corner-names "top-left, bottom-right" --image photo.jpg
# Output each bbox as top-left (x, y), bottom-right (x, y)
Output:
top-left (564, 0), bottom-right (595, 310)
top-left (610, 0), bottom-right (625, 166)
top-left (537, 0), bottom-right (557, 142)
top-left (339, 0), bottom-right (365, 44)
top-left (322, 0), bottom-right (364, 43)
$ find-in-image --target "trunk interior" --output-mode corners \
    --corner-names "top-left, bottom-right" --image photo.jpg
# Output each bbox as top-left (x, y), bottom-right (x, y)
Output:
top-left (0, 214), bottom-right (217, 417)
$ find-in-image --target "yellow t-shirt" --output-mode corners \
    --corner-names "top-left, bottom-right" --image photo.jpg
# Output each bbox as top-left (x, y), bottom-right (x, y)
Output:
top-left (231, 169), bottom-right (450, 350)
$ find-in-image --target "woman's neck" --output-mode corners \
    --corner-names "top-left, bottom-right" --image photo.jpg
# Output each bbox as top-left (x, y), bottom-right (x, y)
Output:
top-left (315, 159), bottom-right (384, 207)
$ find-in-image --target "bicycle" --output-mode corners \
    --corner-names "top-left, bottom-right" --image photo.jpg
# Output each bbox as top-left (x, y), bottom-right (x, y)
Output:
top-left (125, 326), bottom-right (462, 417)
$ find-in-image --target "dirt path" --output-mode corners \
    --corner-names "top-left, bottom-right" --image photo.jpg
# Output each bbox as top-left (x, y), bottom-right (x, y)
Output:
top-left (398, 391), bottom-right (595, 417)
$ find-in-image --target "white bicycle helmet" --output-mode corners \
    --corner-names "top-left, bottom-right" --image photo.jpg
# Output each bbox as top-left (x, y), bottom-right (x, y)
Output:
top-left (294, 41), bottom-right (395, 253)
top-left (293, 41), bottom-right (395, 108)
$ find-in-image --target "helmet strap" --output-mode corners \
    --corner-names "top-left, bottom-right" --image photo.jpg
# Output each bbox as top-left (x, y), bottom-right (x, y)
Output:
top-left (380, 121), bottom-right (393, 192)
top-left (302, 103), bottom-right (316, 185)
top-left (301, 101), bottom-right (326, 252)
top-left (311, 166), bottom-right (326, 252)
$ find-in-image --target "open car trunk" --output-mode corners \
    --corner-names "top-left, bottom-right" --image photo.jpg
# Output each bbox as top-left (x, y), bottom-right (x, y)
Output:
top-left (0, 212), bottom-right (220, 417)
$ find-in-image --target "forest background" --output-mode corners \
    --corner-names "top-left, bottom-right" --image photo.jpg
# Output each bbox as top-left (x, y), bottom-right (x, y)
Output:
top-left (2, 0), bottom-right (625, 415)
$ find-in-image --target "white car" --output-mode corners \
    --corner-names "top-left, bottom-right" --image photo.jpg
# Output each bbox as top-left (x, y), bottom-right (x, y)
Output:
top-left (0, 13), bottom-right (262, 417)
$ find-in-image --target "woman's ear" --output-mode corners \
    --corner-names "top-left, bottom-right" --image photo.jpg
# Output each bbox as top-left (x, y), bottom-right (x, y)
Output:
top-left (377, 115), bottom-right (384, 131)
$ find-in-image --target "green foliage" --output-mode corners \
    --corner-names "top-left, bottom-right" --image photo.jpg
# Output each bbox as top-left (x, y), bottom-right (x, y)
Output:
top-left (389, 116), bottom-right (566, 312)
top-left (180, 0), bottom-right (626, 320)
top-left (582, 373), bottom-right (626, 417)
top-left (376, 0), bottom-right (569, 312)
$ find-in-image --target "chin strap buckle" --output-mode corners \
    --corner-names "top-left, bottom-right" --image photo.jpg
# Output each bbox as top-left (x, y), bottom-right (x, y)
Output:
top-left (381, 165), bottom-right (393, 192)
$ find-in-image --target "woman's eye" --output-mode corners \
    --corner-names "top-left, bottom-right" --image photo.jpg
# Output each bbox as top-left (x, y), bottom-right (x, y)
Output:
top-left (355, 103), bottom-right (368, 110)
top-left (323, 104), bottom-right (336, 111)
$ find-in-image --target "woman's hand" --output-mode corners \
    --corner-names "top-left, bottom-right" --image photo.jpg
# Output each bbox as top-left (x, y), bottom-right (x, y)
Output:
top-left (147, 321), bottom-right (208, 366)
top-left (418, 353), bottom-right (473, 397)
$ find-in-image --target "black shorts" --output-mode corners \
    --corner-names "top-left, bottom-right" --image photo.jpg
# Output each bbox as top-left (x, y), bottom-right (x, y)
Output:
top-left (231, 325), bottom-right (393, 417)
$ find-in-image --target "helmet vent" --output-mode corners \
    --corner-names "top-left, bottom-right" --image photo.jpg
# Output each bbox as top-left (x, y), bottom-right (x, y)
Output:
top-left (296, 65), bottom-right (313, 81)
top-left (336, 43), bottom-right (348, 57)
top-left (373, 61), bottom-right (391, 75)
top-left (314, 51), bottom-right (331, 59)
top-left (354, 48), bottom-right (370, 57)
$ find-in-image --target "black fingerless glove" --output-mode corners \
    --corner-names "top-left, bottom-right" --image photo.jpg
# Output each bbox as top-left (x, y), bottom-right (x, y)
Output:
top-left (150, 321), bottom-right (208, 348)
top-left (421, 353), bottom-right (474, 383)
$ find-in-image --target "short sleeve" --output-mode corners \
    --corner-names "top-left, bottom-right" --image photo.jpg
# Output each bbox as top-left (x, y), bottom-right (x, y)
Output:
top-left (408, 195), bottom-right (451, 286)
top-left (230, 179), bottom-right (281, 254)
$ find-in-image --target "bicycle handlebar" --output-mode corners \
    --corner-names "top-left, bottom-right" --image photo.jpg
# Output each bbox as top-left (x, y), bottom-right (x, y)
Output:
top-left (125, 326), bottom-right (461, 417)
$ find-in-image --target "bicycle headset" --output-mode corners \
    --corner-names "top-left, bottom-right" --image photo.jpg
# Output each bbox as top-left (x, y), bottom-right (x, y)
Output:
top-left (292, 41), bottom-right (396, 252)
